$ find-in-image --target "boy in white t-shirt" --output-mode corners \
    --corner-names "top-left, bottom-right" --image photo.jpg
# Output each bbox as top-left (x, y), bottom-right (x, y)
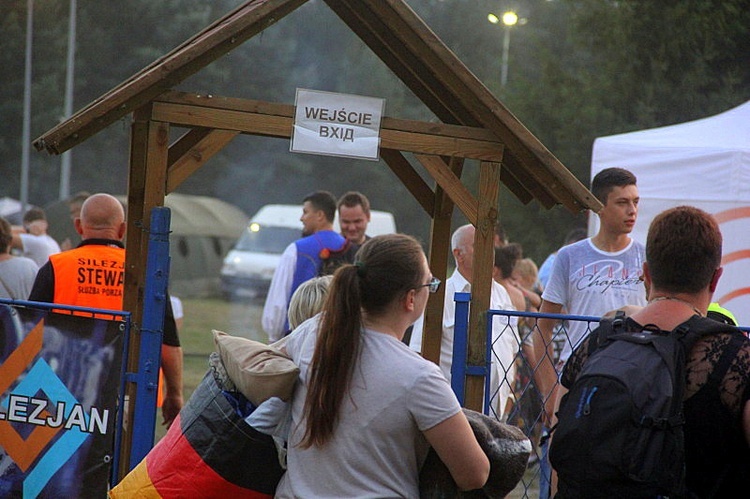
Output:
top-left (535, 167), bottom-right (647, 499)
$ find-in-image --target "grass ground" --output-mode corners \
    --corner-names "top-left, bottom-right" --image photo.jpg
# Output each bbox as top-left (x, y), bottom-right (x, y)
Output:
top-left (153, 296), bottom-right (266, 441)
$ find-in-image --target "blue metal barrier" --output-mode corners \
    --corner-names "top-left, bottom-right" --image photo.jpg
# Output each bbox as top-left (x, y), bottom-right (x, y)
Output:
top-left (127, 206), bottom-right (172, 470)
top-left (450, 292), bottom-right (492, 411)
top-left (452, 296), bottom-right (750, 498)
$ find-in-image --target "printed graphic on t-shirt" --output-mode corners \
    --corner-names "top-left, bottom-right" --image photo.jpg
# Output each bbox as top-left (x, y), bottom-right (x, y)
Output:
top-left (572, 259), bottom-right (642, 294)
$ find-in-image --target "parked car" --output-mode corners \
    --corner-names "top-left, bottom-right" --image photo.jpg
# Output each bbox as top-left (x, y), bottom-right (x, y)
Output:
top-left (220, 204), bottom-right (397, 301)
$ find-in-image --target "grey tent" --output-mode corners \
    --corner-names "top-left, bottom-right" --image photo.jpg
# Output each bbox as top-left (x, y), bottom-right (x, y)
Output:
top-left (45, 193), bottom-right (248, 298)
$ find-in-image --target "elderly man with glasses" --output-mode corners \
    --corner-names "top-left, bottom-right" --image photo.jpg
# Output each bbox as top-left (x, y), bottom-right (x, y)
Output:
top-left (410, 223), bottom-right (519, 419)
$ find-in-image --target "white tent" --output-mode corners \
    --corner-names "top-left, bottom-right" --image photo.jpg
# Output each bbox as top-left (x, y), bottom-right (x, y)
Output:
top-left (591, 100), bottom-right (750, 326)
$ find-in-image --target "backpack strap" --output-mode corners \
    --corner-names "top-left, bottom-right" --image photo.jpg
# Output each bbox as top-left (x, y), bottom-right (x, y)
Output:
top-left (586, 310), bottom-right (627, 356)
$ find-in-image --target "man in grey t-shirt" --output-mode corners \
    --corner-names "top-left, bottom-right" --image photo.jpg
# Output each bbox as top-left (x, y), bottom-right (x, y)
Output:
top-left (0, 217), bottom-right (38, 300)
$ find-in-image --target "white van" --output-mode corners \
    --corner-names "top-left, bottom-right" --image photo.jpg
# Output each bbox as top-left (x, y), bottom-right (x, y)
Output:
top-left (220, 204), bottom-right (397, 300)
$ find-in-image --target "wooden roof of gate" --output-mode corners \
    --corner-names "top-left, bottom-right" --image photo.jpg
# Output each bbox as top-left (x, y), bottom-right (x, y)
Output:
top-left (33, 0), bottom-right (601, 463)
top-left (34, 0), bottom-right (599, 213)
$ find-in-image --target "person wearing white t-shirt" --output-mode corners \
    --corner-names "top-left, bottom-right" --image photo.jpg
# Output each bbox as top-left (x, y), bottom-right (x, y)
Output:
top-left (410, 224), bottom-right (520, 419)
top-left (11, 207), bottom-right (61, 267)
top-left (535, 167), bottom-right (647, 499)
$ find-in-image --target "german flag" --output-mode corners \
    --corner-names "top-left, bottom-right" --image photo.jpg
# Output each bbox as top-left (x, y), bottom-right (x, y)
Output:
top-left (110, 372), bottom-right (284, 498)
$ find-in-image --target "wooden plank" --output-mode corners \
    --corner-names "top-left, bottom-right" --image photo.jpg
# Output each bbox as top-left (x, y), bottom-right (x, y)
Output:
top-left (464, 161), bottom-right (501, 411)
top-left (153, 102), bottom-right (291, 138)
top-left (152, 101), bottom-right (506, 161)
top-left (155, 93), bottom-right (539, 208)
top-left (120, 105), bottom-right (168, 477)
top-left (158, 91), bottom-right (503, 143)
top-left (33, 0), bottom-right (307, 155)
top-left (167, 127), bottom-right (213, 165)
top-left (422, 206), bottom-right (452, 365)
top-left (379, 149), bottom-right (434, 215)
top-left (415, 154), bottom-right (479, 226)
top-left (421, 156), bottom-right (463, 365)
top-left (381, 130), bottom-right (503, 162)
top-left (167, 129), bottom-right (239, 193)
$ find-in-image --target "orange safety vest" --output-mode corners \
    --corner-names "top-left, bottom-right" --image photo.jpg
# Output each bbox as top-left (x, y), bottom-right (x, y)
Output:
top-left (50, 242), bottom-right (168, 406)
top-left (49, 244), bottom-right (125, 318)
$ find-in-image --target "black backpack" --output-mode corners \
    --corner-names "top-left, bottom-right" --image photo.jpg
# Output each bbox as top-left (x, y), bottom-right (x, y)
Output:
top-left (549, 313), bottom-right (737, 498)
top-left (317, 239), bottom-right (353, 277)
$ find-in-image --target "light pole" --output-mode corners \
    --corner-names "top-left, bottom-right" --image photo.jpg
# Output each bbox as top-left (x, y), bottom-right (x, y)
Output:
top-left (60, 0), bottom-right (77, 200)
top-left (488, 11), bottom-right (522, 87)
top-left (21, 0), bottom-right (33, 213)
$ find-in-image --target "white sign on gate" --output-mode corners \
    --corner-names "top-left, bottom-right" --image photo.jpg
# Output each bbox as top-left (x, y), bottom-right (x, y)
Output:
top-left (291, 88), bottom-right (385, 161)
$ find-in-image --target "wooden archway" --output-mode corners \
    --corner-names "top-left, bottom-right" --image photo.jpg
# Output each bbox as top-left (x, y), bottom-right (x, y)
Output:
top-left (33, 0), bottom-right (602, 470)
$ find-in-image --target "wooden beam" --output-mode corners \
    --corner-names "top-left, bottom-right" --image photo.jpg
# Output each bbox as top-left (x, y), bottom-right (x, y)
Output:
top-left (415, 154), bottom-right (480, 226)
top-left (120, 105), bottom-right (170, 476)
top-left (167, 128), bottom-right (239, 193)
top-left (151, 101), bottom-right (506, 162)
top-left (166, 127), bottom-right (213, 165)
top-left (464, 161), bottom-right (501, 411)
top-left (421, 156), bottom-right (463, 365)
top-left (158, 91), bottom-right (503, 142)
top-left (33, 0), bottom-right (307, 155)
top-left (380, 149), bottom-right (434, 215)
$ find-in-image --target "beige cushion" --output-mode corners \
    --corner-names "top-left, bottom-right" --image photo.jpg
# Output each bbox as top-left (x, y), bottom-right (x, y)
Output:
top-left (212, 330), bottom-right (300, 406)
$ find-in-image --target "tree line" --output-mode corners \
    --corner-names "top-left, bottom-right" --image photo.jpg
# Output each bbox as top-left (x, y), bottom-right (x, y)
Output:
top-left (1, 0), bottom-right (749, 262)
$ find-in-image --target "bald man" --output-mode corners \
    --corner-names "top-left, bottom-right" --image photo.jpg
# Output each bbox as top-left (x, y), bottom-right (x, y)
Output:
top-left (29, 193), bottom-right (184, 428)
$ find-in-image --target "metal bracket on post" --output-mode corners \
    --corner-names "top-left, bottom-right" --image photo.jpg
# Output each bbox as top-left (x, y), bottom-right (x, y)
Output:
top-left (128, 207), bottom-right (171, 470)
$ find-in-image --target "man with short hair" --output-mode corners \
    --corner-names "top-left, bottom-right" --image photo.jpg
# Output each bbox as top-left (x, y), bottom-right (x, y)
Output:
top-left (535, 167), bottom-right (647, 498)
top-left (11, 207), bottom-right (61, 267)
top-left (536, 168), bottom-right (647, 410)
top-left (60, 190), bottom-right (91, 250)
top-left (337, 191), bottom-right (371, 257)
top-left (262, 191), bottom-right (347, 341)
top-left (554, 206), bottom-right (750, 496)
top-left (28, 193), bottom-right (183, 428)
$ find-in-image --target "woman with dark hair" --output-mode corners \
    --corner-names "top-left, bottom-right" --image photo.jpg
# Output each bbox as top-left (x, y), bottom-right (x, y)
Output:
top-left (275, 234), bottom-right (489, 497)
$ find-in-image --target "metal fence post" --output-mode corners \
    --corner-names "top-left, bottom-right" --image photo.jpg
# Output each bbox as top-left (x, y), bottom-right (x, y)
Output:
top-left (450, 292), bottom-right (471, 404)
top-left (128, 207), bottom-right (171, 469)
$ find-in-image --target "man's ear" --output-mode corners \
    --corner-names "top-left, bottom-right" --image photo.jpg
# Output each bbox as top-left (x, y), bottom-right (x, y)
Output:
top-left (117, 221), bottom-right (127, 241)
top-left (709, 267), bottom-right (723, 293)
top-left (404, 288), bottom-right (417, 312)
top-left (642, 262), bottom-right (652, 300)
top-left (74, 218), bottom-right (84, 236)
top-left (452, 248), bottom-right (461, 264)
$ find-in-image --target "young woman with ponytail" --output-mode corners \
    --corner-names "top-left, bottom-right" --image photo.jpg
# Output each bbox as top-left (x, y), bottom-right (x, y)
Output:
top-left (275, 234), bottom-right (489, 497)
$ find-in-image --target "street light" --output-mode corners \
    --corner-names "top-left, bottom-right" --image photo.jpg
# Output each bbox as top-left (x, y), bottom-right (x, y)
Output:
top-left (488, 11), bottom-right (523, 87)
top-left (60, 0), bottom-right (77, 200)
